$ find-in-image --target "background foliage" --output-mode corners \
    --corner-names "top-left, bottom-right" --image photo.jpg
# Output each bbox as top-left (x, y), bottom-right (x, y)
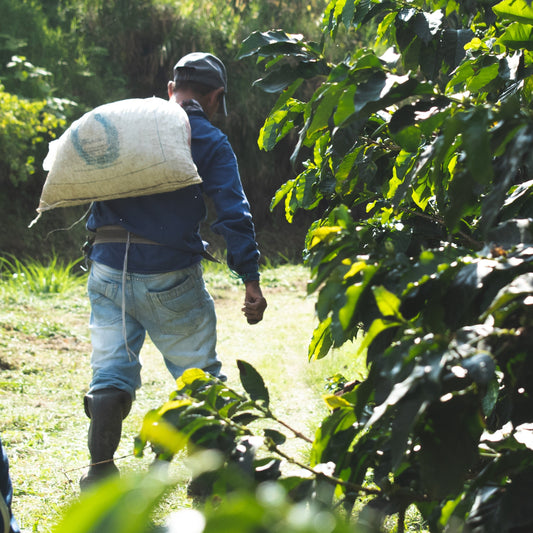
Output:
top-left (0, 0), bottom-right (328, 260)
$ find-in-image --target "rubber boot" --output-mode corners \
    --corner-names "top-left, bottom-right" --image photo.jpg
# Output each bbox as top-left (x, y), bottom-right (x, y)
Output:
top-left (79, 387), bottom-right (132, 492)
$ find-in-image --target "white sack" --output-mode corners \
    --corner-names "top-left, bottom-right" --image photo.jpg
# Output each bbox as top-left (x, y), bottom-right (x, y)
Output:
top-left (36, 97), bottom-right (202, 213)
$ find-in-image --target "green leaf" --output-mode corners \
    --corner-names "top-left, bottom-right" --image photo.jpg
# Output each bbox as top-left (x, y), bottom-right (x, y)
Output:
top-left (285, 167), bottom-right (322, 216)
top-left (442, 28), bottom-right (475, 69)
top-left (372, 285), bottom-right (404, 320)
top-left (307, 84), bottom-right (344, 139)
top-left (493, 0), bottom-right (533, 24)
top-left (418, 396), bottom-right (484, 500)
top-left (138, 410), bottom-right (188, 455)
top-left (323, 394), bottom-right (354, 410)
top-left (467, 63), bottom-right (500, 92)
top-left (54, 469), bottom-right (170, 533)
top-left (390, 149), bottom-right (422, 203)
top-left (337, 263), bottom-right (377, 331)
top-left (487, 218), bottom-right (533, 247)
top-left (483, 272), bottom-right (533, 318)
top-left (231, 412), bottom-right (260, 425)
top-left (176, 368), bottom-right (208, 390)
top-left (309, 316), bottom-right (334, 360)
top-left (311, 407), bottom-right (358, 466)
top-left (254, 61), bottom-right (329, 94)
top-left (460, 352), bottom-right (496, 386)
top-left (264, 428), bottom-right (287, 445)
top-left (459, 108), bottom-right (493, 184)
top-left (352, 0), bottom-right (370, 27)
top-left (353, 71), bottom-right (411, 114)
top-left (332, 0), bottom-right (354, 29)
top-left (366, 365), bottom-right (427, 428)
top-left (412, 10), bottom-right (444, 45)
top-left (237, 360), bottom-right (270, 407)
top-left (497, 22), bottom-right (533, 50)
top-left (338, 284), bottom-right (364, 331)
top-left (500, 179), bottom-right (533, 218)
top-left (446, 61), bottom-right (476, 92)
top-left (259, 98), bottom-right (304, 151)
top-left (333, 85), bottom-right (357, 125)
top-left (270, 179), bottom-right (295, 212)
top-left (357, 317), bottom-right (401, 356)
top-left (391, 124), bottom-right (422, 152)
top-left (237, 30), bottom-right (305, 59)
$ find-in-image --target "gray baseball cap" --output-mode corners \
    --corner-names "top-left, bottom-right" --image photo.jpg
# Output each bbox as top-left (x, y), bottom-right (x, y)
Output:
top-left (173, 52), bottom-right (228, 115)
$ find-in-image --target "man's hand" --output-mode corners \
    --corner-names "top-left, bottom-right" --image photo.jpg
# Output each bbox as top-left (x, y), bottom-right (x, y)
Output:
top-left (242, 280), bottom-right (267, 324)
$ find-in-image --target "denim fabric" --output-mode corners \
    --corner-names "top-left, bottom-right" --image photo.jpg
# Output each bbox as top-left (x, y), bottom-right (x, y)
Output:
top-left (88, 260), bottom-right (221, 398)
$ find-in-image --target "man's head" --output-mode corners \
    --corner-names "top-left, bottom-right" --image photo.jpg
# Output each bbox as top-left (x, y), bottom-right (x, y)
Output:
top-left (169, 52), bottom-right (227, 117)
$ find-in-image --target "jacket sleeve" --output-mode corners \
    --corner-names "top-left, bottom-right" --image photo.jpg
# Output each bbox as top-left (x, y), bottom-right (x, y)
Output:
top-left (200, 136), bottom-right (260, 279)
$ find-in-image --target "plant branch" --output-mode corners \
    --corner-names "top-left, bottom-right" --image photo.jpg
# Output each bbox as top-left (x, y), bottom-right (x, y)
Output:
top-left (271, 444), bottom-right (382, 496)
top-left (264, 408), bottom-right (314, 443)
top-left (211, 377), bottom-right (314, 444)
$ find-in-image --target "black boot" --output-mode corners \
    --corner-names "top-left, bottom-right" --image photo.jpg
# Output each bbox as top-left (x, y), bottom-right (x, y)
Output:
top-left (79, 387), bottom-right (132, 492)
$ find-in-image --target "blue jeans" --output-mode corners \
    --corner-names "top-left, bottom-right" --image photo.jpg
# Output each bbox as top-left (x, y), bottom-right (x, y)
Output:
top-left (87, 261), bottom-right (221, 398)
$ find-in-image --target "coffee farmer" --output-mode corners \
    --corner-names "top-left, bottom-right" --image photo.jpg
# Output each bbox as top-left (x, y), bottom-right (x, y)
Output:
top-left (80, 52), bottom-right (267, 490)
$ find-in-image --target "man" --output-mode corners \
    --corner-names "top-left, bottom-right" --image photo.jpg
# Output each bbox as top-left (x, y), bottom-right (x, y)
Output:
top-left (80, 52), bottom-right (267, 490)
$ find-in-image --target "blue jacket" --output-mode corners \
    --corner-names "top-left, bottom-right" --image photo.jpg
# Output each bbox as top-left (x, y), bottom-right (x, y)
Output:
top-left (87, 100), bottom-right (260, 278)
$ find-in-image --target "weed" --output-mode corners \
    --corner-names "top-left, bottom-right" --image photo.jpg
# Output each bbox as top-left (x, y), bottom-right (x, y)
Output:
top-left (0, 254), bottom-right (86, 297)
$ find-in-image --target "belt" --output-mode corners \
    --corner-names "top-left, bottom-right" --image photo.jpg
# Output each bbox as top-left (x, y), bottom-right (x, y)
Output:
top-left (92, 225), bottom-right (220, 262)
top-left (93, 225), bottom-right (161, 245)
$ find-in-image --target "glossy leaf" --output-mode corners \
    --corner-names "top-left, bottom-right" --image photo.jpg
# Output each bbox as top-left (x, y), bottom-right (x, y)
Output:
top-left (238, 30), bottom-right (307, 59)
top-left (497, 22), bottom-right (533, 50)
top-left (237, 360), bottom-right (270, 407)
top-left (309, 316), bottom-right (334, 360)
top-left (254, 60), bottom-right (329, 93)
top-left (372, 285), bottom-right (404, 320)
top-left (493, 0), bottom-right (533, 24)
top-left (442, 28), bottom-right (475, 68)
top-left (53, 468), bottom-right (170, 533)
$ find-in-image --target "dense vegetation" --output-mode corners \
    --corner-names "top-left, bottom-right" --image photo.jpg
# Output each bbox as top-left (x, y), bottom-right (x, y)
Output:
top-left (4, 0), bottom-right (533, 532)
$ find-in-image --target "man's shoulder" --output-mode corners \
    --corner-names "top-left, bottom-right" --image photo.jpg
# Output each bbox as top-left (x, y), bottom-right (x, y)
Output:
top-left (189, 113), bottom-right (228, 144)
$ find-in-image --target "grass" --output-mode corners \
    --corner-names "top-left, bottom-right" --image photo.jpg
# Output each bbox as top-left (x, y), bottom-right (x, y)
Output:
top-left (0, 254), bottom-right (85, 296)
top-left (0, 256), bottom-right (365, 532)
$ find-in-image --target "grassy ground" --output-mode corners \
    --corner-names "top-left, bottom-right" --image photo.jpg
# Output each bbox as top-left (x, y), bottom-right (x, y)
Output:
top-left (0, 261), bottom-right (365, 532)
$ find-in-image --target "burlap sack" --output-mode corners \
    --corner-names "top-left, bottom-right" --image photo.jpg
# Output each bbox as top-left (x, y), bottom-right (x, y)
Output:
top-left (36, 97), bottom-right (202, 213)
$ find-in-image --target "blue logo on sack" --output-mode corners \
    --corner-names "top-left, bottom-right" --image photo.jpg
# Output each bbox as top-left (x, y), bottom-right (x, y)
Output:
top-left (71, 113), bottom-right (120, 167)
